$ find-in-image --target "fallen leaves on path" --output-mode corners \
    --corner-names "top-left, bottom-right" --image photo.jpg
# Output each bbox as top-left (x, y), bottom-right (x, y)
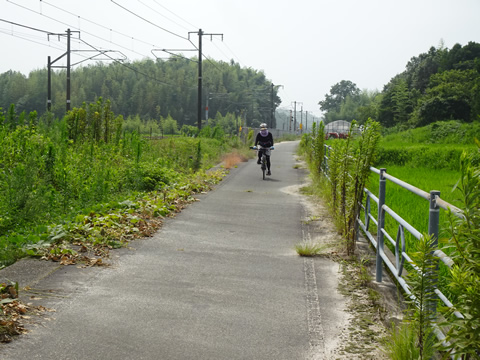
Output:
top-left (1, 283), bottom-right (53, 343)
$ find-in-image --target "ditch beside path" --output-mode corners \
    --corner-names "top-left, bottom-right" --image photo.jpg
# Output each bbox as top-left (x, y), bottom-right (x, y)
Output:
top-left (0, 141), bottom-right (391, 359)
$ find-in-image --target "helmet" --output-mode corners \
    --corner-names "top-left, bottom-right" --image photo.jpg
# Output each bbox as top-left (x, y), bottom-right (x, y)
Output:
top-left (260, 123), bottom-right (268, 129)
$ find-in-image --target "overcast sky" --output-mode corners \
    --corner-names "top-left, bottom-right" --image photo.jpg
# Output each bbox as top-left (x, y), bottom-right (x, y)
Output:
top-left (1, 0), bottom-right (480, 120)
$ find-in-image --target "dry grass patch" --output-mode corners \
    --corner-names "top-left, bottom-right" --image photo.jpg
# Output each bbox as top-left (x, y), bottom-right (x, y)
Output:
top-left (222, 152), bottom-right (248, 169)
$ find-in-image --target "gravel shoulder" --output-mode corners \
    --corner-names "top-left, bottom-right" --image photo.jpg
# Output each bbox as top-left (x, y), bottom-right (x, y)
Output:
top-left (290, 163), bottom-right (405, 359)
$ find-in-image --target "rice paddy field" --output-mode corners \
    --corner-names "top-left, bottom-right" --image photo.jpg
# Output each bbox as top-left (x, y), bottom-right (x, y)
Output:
top-left (358, 121), bottom-right (480, 296)
top-left (365, 165), bottom-right (462, 242)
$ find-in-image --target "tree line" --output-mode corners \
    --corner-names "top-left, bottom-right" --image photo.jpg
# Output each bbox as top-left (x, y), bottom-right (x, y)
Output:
top-left (319, 41), bottom-right (480, 129)
top-left (0, 57), bottom-right (281, 129)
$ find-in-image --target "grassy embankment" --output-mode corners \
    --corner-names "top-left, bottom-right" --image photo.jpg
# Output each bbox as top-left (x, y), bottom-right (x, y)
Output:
top-left (0, 116), bottom-right (251, 269)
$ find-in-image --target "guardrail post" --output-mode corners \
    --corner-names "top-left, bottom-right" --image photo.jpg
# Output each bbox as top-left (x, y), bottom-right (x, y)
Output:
top-left (323, 144), bottom-right (329, 176)
top-left (428, 190), bottom-right (441, 317)
top-left (428, 190), bottom-right (440, 248)
top-left (376, 168), bottom-right (387, 282)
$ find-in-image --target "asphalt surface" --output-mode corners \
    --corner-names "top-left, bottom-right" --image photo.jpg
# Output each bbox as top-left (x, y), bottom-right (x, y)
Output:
top-left (0, 140), bottom-right (347, 360)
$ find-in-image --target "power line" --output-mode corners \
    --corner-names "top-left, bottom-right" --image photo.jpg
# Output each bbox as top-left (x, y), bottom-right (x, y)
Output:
top-left (6, 0), bottom-right (240, 78)
top-left (1, 17), bottom-right (178, 99)
top-left (142, 1), bottom-right (242, 68)
top-left (209, 38), bottom-right (233, 63)
top-left (221, 41), bottom-right (244, 66)
top-left (0, 18), bottom-right (89, 62)
top-left (79, 37), bottom-right (177, 88)
top-left (42, 0), bottom-right (225, 69)
top-left (151, 0), bottom-right (199, 30)
top-left (0, 17), bottom-right (53, 34)
top-left (0, 27), bottom-right (64, 52)
top-left (141, 1), bottom-right (236, 69)
top-left (1, 15), bottom-right (210, 92)
top-left (6, 0), bottom-right (153, 60)
top-left (40, 0), bottom-right (158, 50)
top-left (111, 0), bottom-right (188, 41)
top-left (137, 0), bottom-right (193, 33)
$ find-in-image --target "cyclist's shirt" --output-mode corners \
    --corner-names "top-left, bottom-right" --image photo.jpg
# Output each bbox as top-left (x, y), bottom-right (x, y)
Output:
top-left (255, 131), bottom-right (274, 148)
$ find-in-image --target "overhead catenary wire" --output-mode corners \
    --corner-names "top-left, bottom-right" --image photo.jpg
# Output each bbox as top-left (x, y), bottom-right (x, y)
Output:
top-left (143, 1), bottom-right (243, 68)
top-left (0, 27), bottom-right (64, 52)
top-left (208, 38), bottom-right (234, 63)
top-left (40, 0), bottom-right (158, 50)
top-left (6, 0), bottom-right (244, 76)
top-left (0, 17), bottom-right (53, 34)
top-left (79, 37), bottom-right (178, 88)
top-left (221, 41), bottom-right (243, 66)
top-left (151, 0), bottom-right (199, 30)
top-left (40, 0), bottom-right (226, 70)
top-left (1, 14), bottom-right (179, 87)
top-left (0, 18), bottom-right (87, 59)
top-left (40, 0), bottom-right (219, 72)
top-left (111, 0), bottom-right (188, 41)
top-left (137, 0), bottom-right (193, 33)
top-left (6, 0), bottom-right (155, 60)
top-left (2, 0), bottom-right (255, 101)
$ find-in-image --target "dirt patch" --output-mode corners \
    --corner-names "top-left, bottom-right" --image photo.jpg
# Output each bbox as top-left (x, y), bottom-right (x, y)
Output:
top-left (222, 152), bottom-right (248, 169)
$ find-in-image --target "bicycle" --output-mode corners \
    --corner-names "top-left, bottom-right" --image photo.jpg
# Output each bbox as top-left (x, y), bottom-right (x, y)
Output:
top-left (251, 145), bottom-right (274, 180)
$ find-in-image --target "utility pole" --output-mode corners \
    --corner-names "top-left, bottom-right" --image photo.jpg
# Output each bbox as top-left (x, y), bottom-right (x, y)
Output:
top-left (300, 105), bottom-right (303, 134)
top-left (289, 110), bottom-right (293, 132)
top-left (294, 101), bottom-right (297, 133)
top-left (305, 111), bottom-right (308, 132)
top-left (270, 83), bottom-right (274, 128)
top-left (292, 101), bottom-right (303, 133)
top-left (270, 83), bottom-right (283, 129)
top-left (66, 28), bottom-right (71, 112)
top-left (47, 29), bottom-right (81, 113)
top-left (47, 56), bottom-right (52, 111)
top-left (189, 29), bottom-right (223, 130)
top-left (197, 29), bottom-right (203, 130)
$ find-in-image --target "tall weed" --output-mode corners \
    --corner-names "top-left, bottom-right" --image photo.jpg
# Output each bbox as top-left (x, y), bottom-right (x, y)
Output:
top-left (383, 234), bottom-right (438, 360)
top-left (0, 103), bottom-right (243, 268)
top-left (301, 119), bottom-right (381, 255)
top-left (440, 144), bottom-right (480, 358)
top-left (383, 321), bottom-right (426, 360)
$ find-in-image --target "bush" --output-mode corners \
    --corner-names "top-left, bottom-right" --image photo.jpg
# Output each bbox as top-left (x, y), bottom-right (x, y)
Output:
top-left (136, 161), bottom-right (181, 191)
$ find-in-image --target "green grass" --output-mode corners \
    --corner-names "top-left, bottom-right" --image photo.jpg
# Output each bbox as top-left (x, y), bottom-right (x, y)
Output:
top-left (382, 321), bottom-right (434, 360)
top-left (377, 120), bottom-right (480, 171)
top-left (294, 241), bottom-right (327, 256)
top-left (366, 165), bottom-right (461, 235)
top-left (362, 165), bottom-right (462, 299)
top-left (381, 120), bottom-right (480, 146)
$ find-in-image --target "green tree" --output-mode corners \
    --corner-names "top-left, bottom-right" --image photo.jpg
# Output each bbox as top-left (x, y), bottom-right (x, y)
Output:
top-left (414, 69), bottom-right (479, 126)
top-left (324, 89), bottom-right (380, 125)
top-left (441, 41), bottom-right (480, 72)
top-left (163, 114), bottom-right (178, 135)
top-left (1, 58), bottom-right (281, 129)
top-left (405, 46), bottom-right (445, 93)
top-left (319, 80), bottom-right (360, 115)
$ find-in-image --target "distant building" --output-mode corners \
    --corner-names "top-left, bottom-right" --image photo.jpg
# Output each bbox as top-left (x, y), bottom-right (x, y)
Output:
top-left (324, 120), bottom-right (351, 134)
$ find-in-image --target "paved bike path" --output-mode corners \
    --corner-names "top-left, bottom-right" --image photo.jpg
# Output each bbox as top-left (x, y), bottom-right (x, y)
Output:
top-left (1, 141), bottom-right (346, 360)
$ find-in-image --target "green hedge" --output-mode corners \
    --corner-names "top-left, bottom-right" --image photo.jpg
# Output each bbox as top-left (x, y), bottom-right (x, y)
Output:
top-left (376, 145), bottom-right (480, 170)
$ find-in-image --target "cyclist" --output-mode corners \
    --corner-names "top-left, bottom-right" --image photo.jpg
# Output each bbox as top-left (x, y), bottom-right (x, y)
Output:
top-left (254, 123), bottom-right (274, 175)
